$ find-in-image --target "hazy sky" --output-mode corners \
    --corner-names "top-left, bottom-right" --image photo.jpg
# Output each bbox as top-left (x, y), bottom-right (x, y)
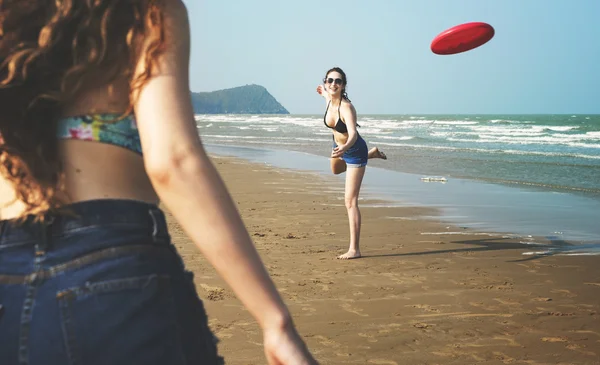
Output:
top-left (182, 1), bottom-right (600, 114)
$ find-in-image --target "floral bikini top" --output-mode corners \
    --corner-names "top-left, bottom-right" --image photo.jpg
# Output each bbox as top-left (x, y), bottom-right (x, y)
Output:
top-left (57, 113), bottom-right (142, 154)
top-left (0, 113), bottom-right (141, 155)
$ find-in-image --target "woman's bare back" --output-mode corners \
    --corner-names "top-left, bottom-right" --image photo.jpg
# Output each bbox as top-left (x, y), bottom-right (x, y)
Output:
top-left (0, 79), bottom-right (158, 220)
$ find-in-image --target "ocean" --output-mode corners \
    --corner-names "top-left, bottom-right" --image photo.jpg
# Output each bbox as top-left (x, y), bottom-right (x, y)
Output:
top-left (196, 114), bottom-right (600, 254)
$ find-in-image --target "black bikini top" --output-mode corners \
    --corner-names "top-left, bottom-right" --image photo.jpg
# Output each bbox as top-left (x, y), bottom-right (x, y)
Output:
top-left (323, 101), bottom-right (360, 134)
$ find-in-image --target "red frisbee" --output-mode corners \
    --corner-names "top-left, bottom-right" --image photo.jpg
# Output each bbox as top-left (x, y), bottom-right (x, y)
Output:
top-left (431, 22), bottom-right (495, 55)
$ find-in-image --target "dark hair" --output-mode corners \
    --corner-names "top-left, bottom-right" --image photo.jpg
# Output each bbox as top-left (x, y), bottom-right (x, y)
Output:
top-left (0, 0), bottom-right (166, 219)
top-left (324, 66), bottom-right (351, 102)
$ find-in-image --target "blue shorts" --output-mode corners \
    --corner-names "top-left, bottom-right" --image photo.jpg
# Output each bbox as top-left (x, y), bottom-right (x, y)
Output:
top-left (333, 135), bottom-right (368, 168)
top-left (0, 199), bottom-right (223, 365)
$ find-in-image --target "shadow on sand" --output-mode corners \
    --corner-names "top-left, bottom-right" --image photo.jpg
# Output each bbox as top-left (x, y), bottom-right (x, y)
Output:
top-left (361, 236), bottom-right (600, 262)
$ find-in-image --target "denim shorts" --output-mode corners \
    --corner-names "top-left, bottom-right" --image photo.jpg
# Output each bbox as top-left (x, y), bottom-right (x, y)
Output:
top-left (332, 134), bottom-right (368, 168)
top-left (0, 199), bottom-right (223, 365)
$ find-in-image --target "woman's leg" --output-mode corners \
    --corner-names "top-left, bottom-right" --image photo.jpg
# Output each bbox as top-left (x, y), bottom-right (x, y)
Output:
top-left (330, 158), bottom-right (347, 175)
top-left (339, 165), bottom-right (366, 259)
top-left (368, 147), bottom-right (387, 160)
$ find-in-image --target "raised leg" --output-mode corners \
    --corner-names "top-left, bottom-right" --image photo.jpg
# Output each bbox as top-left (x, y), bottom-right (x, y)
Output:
top-left (330, 158), bottom-right (347, 175)
top-left (368, 147), bottom-right (387, 160)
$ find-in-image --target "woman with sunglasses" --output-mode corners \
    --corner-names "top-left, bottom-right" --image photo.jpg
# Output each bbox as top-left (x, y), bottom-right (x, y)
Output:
top-left (316, 67), bottom-right (387, 260)
top-left (0, 1), bottom-right (317, 364)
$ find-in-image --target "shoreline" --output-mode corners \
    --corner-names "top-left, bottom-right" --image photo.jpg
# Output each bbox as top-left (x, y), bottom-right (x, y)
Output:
top-left (165, 154), bottom-right (600, 364)
top-left (203, 143), bottom-right (600, 249)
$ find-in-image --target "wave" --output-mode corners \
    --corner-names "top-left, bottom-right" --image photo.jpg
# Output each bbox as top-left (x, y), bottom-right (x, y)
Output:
top-left (446, 136), bottom-right (600, 149)
top-left (371, 135), bottom-right (415, 141)
top-left (373, 141), bottom-right (600, 160)
top-left (201, 138), bottom-right (313, 147)
top-left (201, 134), bottom-right (329, 143)
top-left (475, 177), bottom-right (600, 195)
top-left (428, 120), bottom-right (479, 126)
top-left (586, 131), bottom-right (600, 138)
top-left (194, 115), bottom-right (599, 154)
top-left (467, 125), bottom-right (579, 134)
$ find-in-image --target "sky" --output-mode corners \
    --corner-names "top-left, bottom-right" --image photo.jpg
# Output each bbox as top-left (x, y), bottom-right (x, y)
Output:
top-left (182, 0), bottom-right (600, 114)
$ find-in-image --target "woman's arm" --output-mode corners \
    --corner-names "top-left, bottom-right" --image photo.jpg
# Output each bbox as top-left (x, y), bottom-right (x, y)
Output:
top-left (133, 0), bottom-right (290, 333)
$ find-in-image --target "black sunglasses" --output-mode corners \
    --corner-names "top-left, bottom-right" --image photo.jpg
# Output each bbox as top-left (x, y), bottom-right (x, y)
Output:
top-left (324, 77), bottom-right (343, 85)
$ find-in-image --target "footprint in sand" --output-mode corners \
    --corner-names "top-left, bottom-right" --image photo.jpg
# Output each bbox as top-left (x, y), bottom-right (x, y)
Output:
top-left (300, 305), bottom-right (317, 314)
top-left (492, 335), bottom-right (522, 347)
top-left (199, 284), bottom-right (227, 301)
top-left (381, 272), bottom-right (422, 285)
top-left (358, 332), bottom-right (379, 343)
top-left (532, 297), bottom-right (553, 302)
top-left (340, 302), bottom-right (369, 317)
top-left (313, 335), bottom-right (342, 350)
top-left (316, 283), bottom-right (330, 292)
top-left (578, 304), bottom-right (596, 309)
top-left (492, 351), bottom-right (516, 364)
top-left (210, 320), bottom-right (245, 340)
top-left (551, 289), bottom-right (577, 298)
top-left (368, 360), bottom-right (398, 365)
top-left (469, 301), bottom-right (499, 311)
top-left (215, 332), bottom-right (234, 339)
top-left (413, 322), bottom-right (433, 329)
top-left (381, 323), bottom-right (403, 330)
top-left (494, 298), bottom-right (523, 307)
top-left (408, 304), bottom-right (441, 313)
top-left (541, 337), bottom-right (568, 343)
top-left (565, 344), bottom-right (598, 357)
top-left (571, 329), bottom-right (600, 338)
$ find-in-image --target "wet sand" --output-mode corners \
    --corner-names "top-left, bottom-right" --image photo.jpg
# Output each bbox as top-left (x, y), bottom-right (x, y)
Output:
top-left (166, 155), bottom-right (600, 365)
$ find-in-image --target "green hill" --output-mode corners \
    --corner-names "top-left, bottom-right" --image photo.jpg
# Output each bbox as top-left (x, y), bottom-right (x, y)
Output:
top-left (191, 84), bottom-right (289, 114)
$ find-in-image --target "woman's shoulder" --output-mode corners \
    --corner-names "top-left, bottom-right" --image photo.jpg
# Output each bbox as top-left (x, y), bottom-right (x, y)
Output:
top-left (165, 0), bottom-right (189, 19)
top-left (340, 99), bottom-right (356, 112)
top-left (161, 0), bottom-right (190, 35)
top-left (141, 0), bottom-right (190, 40)
top-left (133, 0), bottom-right (190, 73)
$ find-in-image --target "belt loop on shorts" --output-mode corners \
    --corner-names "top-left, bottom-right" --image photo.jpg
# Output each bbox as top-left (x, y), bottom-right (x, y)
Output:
top-left (0, 220), bottom-right (5, 242)
top-left (35, 215), bottom-right (55, 258)
top-left (148, 205), bottom-right (170, 244)
top-left (149, 208), bottom-right (159, 241)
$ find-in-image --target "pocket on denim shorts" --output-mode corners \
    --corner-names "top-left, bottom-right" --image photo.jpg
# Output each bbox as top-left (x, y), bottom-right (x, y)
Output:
top-left (345, 143), bottom-right (359, 154)
top-left (57, 274), bottom-right (186, 365)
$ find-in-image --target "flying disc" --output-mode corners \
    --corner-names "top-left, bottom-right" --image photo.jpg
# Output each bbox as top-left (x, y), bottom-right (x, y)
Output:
top-left (431, 22), bottom-right (495, 55)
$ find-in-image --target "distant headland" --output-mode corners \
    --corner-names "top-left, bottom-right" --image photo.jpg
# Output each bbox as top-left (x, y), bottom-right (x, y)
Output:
top-left (191, 84), bottom-right (289, 114)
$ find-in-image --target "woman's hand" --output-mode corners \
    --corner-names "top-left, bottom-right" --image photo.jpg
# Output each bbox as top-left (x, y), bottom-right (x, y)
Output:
top-left (331, 144), bottom-right (348, 158)
top-left (263, 323), bottom-right (318, 365)
top-left (316, 84), bottom-right (328, 99)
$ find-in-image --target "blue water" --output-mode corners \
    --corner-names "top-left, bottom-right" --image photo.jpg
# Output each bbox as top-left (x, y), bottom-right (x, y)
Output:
top-left (197, 114), bottom-right (600, 196)
top-left (197, 114), bottom-right (600, 254)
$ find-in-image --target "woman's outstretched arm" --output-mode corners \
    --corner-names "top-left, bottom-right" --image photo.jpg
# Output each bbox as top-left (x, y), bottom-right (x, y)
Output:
top-left (133, 1), bottom-right (316, 363)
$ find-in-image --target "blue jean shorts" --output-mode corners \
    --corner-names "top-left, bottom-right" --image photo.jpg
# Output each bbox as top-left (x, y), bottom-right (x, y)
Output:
top-left (333, 134), bottom-right (368, 168)
top-left (0, 199), bottom-right (223, 365)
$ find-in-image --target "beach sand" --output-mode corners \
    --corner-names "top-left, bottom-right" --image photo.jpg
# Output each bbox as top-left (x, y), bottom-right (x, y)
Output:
top-left (166, 155), bottom-right (600, 365)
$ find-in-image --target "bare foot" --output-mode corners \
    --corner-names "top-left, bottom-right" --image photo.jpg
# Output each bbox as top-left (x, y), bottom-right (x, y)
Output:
top-left (337, 250), bottom-right (362, 260)
top-left (370, 147), bottom-right (387, 160)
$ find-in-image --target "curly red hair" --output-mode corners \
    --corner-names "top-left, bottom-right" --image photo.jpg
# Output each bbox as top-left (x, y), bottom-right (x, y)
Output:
top-left (0, 0), bottom-right (166, 219)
